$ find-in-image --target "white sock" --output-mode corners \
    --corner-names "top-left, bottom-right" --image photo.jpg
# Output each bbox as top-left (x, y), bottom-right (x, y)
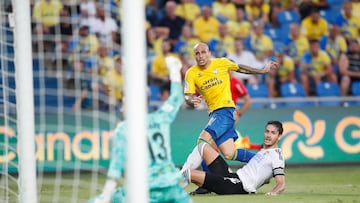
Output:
top-left (181, 144), bottom-right (203, 172)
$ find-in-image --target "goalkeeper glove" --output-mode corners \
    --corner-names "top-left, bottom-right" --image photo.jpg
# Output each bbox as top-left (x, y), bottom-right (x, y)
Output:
top-left (165, 56), bottom-right (182, 83)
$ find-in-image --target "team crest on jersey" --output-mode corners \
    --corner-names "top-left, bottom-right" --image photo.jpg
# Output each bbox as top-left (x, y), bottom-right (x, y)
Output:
top-left (213, 69), bottom-right (218, 74)
top-left (197, 73), bottom-right (202, 77)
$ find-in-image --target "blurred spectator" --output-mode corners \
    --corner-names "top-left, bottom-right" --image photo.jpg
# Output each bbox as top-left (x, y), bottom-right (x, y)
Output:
top-left (102, 55), bottom-right (124, 110)
top-left (227, 38), bottom-right (260, 84)
top-left (157, 1), bottom-right (186, 46)
top-left (267, 1), bottom-right (281, 28)
top-left (284, 23), bottom-right (309, 68)
top-left (92, 6), bottom-right (119, 50)
top-left (245, 0), bottom-right (270, 24)
top-left (146, 0), bottom-right (160, 26)
top-left (67, 25), bottom-right (99, 74)
top-left (300, 8), bottom-right (328, 40)
top-left (97, 45), bottom-right (115, 77)
top-left (59, 6), bottom-right (73, 49)
top-left (226, 7), bottom-right (251, 39)
top-left (212, 0), bottom-right (237, 22)
top-left (174, 25), bottom-right (200, 69)
top-left (283, 0), bottom-right (299, 12)
top-left (150, 39), bottom-right (179, 85)
top-left (248, 21), bottom-right (273, 61)
top-left (270, 0), bottom-right (281, 8)
top-left (193, 5), bottom-right (220, 43)
top-left (334, 1), bottom-right (360, 41)
top-left (300, 39), bottom-right (337, 96)
top-left (146, 27), bottom-right (167, 64)
top-left (32, 0), bottom-right (63, 58)
top-left (79, 1), bottom-right (97, 33)
top-left (351, 0), bottom-right (360, 18)
top-left (32, 0), bottom-right (63, 36)
top-left (208, 23), bottom-right (234, 57)
top-left (80, 0), bottom-right (96, 18)
top-left (320, 24), bottom-right (347, 73)
top-left (57, 6), bottom-right (73, 68)
top-left (339, 39), bottom-right (360, 96)
top-left (72, 60), bottom-right (94, 111)
top-left (230, 72), bottom-right (251, 124)
top-left (231, 0), bottom-right (247, 9)
top-left (298, 0), bottom-right (328, 19)
top-left (268, 49), bottom-right (297, 97)
top-left (175, 0), bottom-right (201, 24)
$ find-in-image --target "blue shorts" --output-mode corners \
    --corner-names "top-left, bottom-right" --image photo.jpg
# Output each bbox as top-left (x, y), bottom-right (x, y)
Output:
top-left (204, 107), bottom-right (237, 146)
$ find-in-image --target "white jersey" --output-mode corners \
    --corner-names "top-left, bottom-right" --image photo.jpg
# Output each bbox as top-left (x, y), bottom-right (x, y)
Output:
top-left (236, 148), bottom-right (285, 192)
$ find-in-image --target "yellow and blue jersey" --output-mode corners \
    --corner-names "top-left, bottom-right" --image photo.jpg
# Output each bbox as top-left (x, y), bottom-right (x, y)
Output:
top-left (184, 58), bottom-right (238, 112)
top-left (285, 35), bottom-right (309, 61)
top-left (301, 50), bottom-right (331, 74)
top-left (32, 0), bottom-right (63, 27)
top-left (301, 16), bottom-right (328, 40)
top-left (334, 13), bottom-right (360, 38)
top-left (320, 35), bottom-right (347, 61)
top-left (277, 56), bottom-right (295, 78)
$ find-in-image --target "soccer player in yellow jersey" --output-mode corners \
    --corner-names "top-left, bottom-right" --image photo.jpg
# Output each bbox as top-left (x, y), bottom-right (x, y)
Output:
top-left (180, 43), bottom-right (278, 173)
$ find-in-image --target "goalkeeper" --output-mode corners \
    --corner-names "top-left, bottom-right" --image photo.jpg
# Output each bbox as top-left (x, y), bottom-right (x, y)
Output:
top-left (87, 56), bottom-right (192, 203)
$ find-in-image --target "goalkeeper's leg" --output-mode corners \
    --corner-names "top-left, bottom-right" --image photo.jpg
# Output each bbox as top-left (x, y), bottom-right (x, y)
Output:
top-left (87, 187), bottom-right (125, 203)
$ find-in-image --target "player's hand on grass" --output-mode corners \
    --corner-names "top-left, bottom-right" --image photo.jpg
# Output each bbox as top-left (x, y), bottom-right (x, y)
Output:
top-left (265, 191), bottom-right (278, 196)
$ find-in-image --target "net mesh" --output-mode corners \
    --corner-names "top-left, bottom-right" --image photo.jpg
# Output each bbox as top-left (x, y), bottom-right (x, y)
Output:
top-left (1, 0), bottom-right (122, 202)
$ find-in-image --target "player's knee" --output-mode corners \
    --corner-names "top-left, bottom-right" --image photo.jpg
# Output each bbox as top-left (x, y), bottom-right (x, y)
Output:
top-left (223, 152), bottom-right (234, 160)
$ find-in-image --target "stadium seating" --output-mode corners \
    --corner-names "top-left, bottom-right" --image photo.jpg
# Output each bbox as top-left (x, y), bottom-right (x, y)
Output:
top-left (195, 0), bottom-right (213, 7)
top-left (277, 10), bottom-right (301, 25)
top-left (245, 83), bottom-right (270, 108)
top-left (277, 10), bottom-right (301, 36)
top-left (280, 83), bottom-right (314, 107)
top-left (316, 82), bottom-right (341, 106)
top-left (351, 81), bottom-right (360, 95)
top-left (149, 84), bottom-right (161, 101)
top-left (264, 28), bottom-right (285, 43)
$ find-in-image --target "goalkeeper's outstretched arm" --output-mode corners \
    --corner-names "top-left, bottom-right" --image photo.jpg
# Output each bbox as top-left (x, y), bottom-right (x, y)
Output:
top-left (157, 56), bottom-right (184, 122)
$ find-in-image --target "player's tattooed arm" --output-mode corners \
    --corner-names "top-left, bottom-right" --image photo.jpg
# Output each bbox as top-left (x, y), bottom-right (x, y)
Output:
top-left (237, 61), bottom-right (278, 74)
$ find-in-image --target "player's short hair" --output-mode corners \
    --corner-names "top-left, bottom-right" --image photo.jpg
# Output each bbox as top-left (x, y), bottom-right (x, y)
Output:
top-left (267, 120), bottom-right (283, 135)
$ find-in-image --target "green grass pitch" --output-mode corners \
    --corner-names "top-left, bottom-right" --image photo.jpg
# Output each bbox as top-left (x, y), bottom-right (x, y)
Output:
top-left (5, 165), bottom-right (360, 203)
top-left (187, 165), bottom-right (360, 203)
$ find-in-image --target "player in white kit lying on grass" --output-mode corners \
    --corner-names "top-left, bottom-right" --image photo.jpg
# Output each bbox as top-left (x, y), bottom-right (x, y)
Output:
top-left (182, 120), bottom-right (286, 196)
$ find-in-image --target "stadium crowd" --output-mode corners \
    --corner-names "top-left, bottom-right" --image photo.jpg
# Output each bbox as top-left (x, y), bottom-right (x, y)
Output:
top-left (23, 0), bottom-right (360, 110)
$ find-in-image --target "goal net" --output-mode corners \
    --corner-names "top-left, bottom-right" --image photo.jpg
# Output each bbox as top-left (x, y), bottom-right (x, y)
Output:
top-left (0, 0), bottom-right (132, 202)
top-left (0, 1), bottom-right (18, 202)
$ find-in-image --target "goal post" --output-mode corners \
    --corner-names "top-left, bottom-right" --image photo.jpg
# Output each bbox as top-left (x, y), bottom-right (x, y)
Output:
top-left (13, 0), bottom-right (38, 202)
top-left (1, 0), bottom-right (150, 202)
top-left (122, 0), bottom-right (149, 202)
